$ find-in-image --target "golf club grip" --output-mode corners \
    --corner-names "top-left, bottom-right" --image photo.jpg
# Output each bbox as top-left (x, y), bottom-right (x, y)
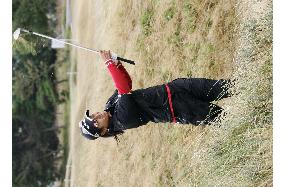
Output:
top-left (117, 56), bottom-right (135, 65)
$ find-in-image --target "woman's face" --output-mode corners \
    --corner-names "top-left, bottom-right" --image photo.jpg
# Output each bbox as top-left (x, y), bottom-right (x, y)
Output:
top-left (91, 111), bottom-right (111, 136)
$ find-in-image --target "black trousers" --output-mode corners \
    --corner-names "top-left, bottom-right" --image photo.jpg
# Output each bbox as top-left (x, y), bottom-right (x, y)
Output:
top-left (168, 78), bottom-right (231, 125)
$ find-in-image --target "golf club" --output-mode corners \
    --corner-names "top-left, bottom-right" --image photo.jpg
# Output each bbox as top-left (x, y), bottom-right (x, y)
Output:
top-left (13, 28), bottom-right (135, 65)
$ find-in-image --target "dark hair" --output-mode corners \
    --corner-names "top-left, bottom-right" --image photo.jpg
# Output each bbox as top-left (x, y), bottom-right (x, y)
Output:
top-left (101, 130), bottom-right (124, 144)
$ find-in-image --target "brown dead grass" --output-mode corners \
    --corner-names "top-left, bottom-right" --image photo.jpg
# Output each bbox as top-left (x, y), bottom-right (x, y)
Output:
top-left (66, 0), bottom-right (272, 186)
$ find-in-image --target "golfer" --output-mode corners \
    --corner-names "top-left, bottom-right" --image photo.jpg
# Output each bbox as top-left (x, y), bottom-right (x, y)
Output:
top-left (79, 50), bottom-right (231, 140)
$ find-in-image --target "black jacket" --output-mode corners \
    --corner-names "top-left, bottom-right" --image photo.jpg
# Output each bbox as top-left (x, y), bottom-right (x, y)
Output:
top-left (104, 78), bottom-right (229, 133)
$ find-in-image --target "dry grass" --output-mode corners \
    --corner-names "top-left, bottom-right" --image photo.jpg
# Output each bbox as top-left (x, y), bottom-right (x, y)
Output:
top-left (67, 0), bottom-right (272, 186)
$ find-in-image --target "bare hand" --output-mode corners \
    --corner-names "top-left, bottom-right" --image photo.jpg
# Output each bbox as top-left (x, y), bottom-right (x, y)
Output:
top-left (99, 50), bottom-right (112, 62)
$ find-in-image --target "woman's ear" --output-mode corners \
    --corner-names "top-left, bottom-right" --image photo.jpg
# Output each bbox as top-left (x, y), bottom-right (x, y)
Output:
top-left (90, 113), bottom-right (96, 119)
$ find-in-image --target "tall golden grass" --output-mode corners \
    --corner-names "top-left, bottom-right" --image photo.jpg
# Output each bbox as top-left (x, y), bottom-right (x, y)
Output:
top-left (67, 0), bottom-right (272, 186)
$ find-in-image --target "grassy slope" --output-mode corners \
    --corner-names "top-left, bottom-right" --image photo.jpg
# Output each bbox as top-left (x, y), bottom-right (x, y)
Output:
top-left (69, 0), bottom-right (272, 186)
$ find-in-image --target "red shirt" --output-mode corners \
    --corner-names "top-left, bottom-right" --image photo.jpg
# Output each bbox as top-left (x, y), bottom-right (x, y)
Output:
top-left (105, 59), bottom-right (132, 94)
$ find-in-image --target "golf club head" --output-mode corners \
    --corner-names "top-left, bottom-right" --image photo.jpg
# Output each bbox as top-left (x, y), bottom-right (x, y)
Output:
top-left (13, 28), bottom-right (21, 40)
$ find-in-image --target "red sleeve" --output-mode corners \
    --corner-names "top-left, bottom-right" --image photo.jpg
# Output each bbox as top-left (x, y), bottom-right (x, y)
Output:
top-left (105, 59), bottom-right (132, 94)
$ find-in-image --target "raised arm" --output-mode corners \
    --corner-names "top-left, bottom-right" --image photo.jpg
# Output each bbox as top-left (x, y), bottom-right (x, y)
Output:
top-left (100, 50), bottom-right (132, 94)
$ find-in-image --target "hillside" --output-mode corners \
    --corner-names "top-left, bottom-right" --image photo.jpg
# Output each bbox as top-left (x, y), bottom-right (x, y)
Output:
top-left (67, 0), bottom-right (272, 186)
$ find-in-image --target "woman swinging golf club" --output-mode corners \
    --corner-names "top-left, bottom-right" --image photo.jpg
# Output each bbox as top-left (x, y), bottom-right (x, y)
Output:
top-left (79, 50), bottom-right (231, 140)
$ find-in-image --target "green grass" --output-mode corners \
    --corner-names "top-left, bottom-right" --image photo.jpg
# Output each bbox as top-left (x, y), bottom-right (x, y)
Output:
top-left (164, 7), bottom-right (175, 21)
top-left (55, 45), bottom-right (71, 183)
top-left (54, 9), bottom-right (72, 181)
top-left (59, 99), bottom-right (70, 175)
top-left (140, 9), bottom-right (154, 36)
top-left (182, 1), bottom-right (197, 33)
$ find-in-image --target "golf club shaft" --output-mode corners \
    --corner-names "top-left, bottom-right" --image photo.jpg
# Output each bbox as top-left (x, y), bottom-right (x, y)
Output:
top-left (21, 29), bottom-right (135, 65)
